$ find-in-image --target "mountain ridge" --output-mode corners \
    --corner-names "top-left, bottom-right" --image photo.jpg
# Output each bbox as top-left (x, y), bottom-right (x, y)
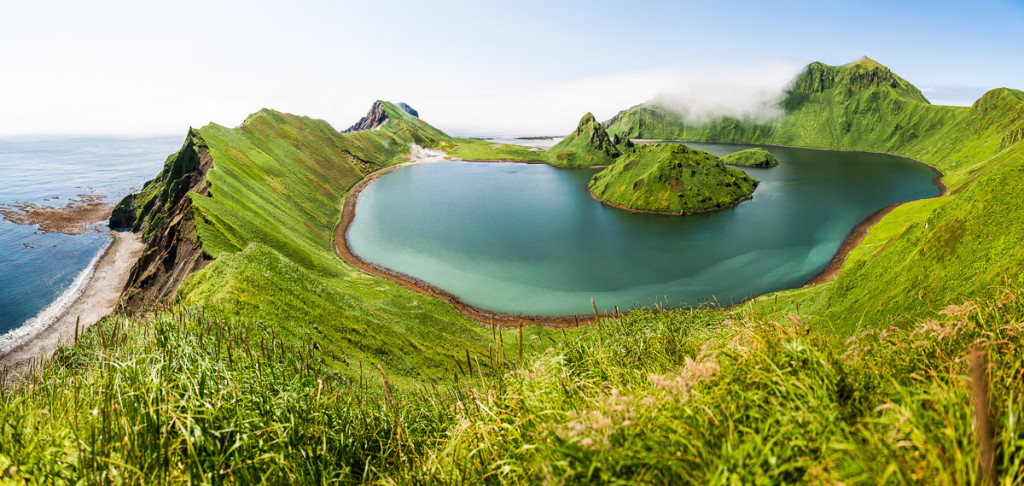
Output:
top-left (603, 57), bottom-right (1024, 327)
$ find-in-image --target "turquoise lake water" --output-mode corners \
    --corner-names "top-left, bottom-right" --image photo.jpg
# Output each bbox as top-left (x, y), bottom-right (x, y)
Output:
top-left (348, 143), bottom-right (941, 316)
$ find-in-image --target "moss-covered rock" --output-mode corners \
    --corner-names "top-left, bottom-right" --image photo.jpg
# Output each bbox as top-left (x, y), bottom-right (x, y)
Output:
top-left (588, 144), bottom-right (758, 214)
top-left (721, 148), bottom-right (779, 167)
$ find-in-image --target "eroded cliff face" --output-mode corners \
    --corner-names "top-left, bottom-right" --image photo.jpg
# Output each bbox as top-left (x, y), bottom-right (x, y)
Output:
top-left (111, 132), bottom-right (213, 310)
top-left (343, 101), bottom-right (389, 133)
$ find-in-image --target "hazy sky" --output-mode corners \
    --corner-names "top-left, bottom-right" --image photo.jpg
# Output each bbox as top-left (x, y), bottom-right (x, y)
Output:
top-left (1, 0), bottom-right (1021, 136)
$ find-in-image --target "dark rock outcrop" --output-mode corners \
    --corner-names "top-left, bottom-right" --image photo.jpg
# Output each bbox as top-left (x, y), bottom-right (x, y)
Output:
top-left (112, 132), bottom-right (214, 310)
top-left (344, 101), bottom-right (389, 133)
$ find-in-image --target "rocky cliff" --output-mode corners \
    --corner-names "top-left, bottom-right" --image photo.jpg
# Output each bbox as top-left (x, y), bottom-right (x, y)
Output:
top-left (110, 130), bottom-right (213, 309)
top-left (344, 100), bottom-right (388, 132)
top-left (344, 100), bottom-right (421, 133)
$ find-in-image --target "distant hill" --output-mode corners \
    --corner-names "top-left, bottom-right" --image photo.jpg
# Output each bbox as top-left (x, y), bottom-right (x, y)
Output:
top-left (604, 57), bottom-right (1024, 327)
top-left (343, 100), bottom-right (437, 139)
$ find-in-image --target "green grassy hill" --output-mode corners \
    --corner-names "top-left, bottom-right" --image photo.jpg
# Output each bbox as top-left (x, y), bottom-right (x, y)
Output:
top-left (721, 147), bottom-right (778, 167)
top-left (546, 112), bottom-right (621, 167)
top-left (3, 282), bottom-right (1021, 482)
top-left (107, 102), bottom-right (557, 386)
top-left (605, 58), bottom-right (1024, 328)
top-left (3, 60), bottom-right (1024, 482)
top-left (588, 143), bottom-right (757, 214)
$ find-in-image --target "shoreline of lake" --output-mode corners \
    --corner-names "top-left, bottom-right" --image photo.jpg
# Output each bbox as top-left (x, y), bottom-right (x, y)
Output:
top-left (334, 158), bottom-right (607, 328)
top-left (336, 142), bottom-right (945, 323)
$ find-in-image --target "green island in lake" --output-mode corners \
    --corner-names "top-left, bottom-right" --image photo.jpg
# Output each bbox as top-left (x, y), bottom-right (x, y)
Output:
top-left (588, 143), bottom-right (759, 214)
top-left (1, 4), bottom-right (1024, 480)
top-left (720, 147), bottom-right (779, 167)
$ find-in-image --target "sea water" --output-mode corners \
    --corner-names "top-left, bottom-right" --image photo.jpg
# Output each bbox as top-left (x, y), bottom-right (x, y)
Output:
top-left (0, 136), bottom-right (181, 352)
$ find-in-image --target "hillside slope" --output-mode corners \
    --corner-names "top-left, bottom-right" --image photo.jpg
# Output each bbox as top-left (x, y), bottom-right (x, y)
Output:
top-left (109, 102), bottom-right (554, 384)
top-left (547, 112), bottom-right (621, 167)
top-left (3, 61), bottom-right (1024, 483)
top-left (605, 58), bottom-right (1024, 327)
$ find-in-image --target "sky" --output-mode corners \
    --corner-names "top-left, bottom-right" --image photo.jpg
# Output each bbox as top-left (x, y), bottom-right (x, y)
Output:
top-left (0, 0), bottom-right (1022, 137)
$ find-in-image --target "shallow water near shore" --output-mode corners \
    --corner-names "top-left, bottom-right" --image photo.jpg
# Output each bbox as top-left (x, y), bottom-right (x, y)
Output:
top-left (348, 143), bottom-right (941, 316)
top-left (0, 137), bottom-right (180, 341)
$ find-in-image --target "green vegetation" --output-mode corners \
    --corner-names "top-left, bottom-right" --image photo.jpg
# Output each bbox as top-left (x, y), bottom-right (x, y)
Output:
top-left (108, 102), bottom-right (557, 386)
top-left (605, 57), bottom-right (1024, 327)
top-left (3, 285), bottom-right (1022, 482)
top-left (721, 147), bottom-right (779, 167)
top-left (3, 58), bottom-right (1023, 482)
top-left (547, 112), bottom-right (621, 167)
top-left (588, 144), bottom-right (757, 214)
top-left (442, 137), bottom-right (546, 161)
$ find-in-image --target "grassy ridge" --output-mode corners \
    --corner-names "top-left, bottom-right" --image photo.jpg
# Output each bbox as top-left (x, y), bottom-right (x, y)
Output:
top-left (112, 103), bottom-right (558, 385)
top-left (588, 144), bottom-right (758, 214)
top-left (605, 58), bottom-right (1024, 327)
top-left (3, 286), bottom-right (1022, 482)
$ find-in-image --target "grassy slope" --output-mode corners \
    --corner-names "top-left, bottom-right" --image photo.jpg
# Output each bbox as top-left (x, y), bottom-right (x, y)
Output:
top-left (546, 112), bottom-right (620, 167)
top-left (721, 147), bottom-right (778, 167)
top-left (3, 285), bottom-right (1021, 483)
top-left (4, 63), bottom-right (1024, 482)
top-left (605, 58), bottom-right (1024, 329)
top-left (588, 144), bottom-right (757, 214)
top-left (119, 103), bottom-right (556, 386)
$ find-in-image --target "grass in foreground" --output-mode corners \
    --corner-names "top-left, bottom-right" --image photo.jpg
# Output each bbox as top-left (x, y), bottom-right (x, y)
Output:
top-left (3, 285), bottom-right (1022, 483)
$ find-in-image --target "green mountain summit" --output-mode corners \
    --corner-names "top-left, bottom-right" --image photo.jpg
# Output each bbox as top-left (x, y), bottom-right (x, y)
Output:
top-left (547, 112), bottom-right (621, 167)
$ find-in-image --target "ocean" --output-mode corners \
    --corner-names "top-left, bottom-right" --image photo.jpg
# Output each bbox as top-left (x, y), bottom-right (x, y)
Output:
top-left (0, 136), bottom-right (182, 353)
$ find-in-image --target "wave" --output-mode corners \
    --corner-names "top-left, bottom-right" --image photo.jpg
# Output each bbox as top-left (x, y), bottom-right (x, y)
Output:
top-left (0, 237), bottom-right (111, 356)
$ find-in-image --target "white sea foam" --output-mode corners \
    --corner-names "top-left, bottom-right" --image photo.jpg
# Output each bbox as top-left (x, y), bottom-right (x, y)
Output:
top-left (0, 237), bottom-right (111, 356)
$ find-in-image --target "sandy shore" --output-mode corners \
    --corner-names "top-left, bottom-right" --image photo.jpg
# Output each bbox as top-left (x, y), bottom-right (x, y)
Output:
top-left (0, 230), bottom-right (143, 380)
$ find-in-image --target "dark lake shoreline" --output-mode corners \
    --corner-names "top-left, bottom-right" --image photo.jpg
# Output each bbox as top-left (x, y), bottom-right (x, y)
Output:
top-left (338, 142), bottom-right (943, 321)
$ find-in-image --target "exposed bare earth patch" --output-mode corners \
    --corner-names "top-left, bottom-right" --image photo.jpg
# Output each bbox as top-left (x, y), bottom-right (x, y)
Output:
top-left (0, 194), bottom-right (112, 235)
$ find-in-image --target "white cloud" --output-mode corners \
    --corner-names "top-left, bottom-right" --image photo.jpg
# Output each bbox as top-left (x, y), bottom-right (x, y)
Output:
top-left (409, 60), bottom-right (803, 137)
